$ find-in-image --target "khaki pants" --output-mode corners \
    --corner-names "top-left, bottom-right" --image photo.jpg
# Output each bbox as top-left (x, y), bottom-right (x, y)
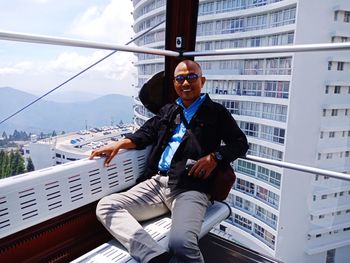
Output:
top-left (96, 174), bottom-right (210, 263)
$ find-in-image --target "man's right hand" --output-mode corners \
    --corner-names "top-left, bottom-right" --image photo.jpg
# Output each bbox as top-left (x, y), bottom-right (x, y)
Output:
top-left (89, 144), bottom-right (120, 167)
top-left (89, 138), bottom-right (137, 167)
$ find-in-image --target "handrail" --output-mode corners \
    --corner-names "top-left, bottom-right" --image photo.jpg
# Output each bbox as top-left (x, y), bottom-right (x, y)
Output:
top-left (244, 155), bottom-right (350, 181)
top-left (183, 42), bottom-right (350, 56)
top-left (1, 30), bottom-right (350, 58)
top-left (0, 30), bottom-right (179, 57)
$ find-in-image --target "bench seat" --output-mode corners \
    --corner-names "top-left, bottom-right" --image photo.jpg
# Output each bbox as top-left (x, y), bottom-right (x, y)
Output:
top-left (72, 201), bottom-right (231, 263)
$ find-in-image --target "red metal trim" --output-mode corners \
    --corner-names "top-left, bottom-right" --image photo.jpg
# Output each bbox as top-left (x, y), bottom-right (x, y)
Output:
top-left (0, 202), bottom-right (111, 262)
top-left (164, 0), bottom-right (199, 104)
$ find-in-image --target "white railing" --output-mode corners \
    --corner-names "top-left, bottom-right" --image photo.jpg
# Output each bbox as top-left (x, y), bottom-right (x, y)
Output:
top-left (1, 30), bottom-right (350, 57)
top-left (0, 148), bottom-right (150, 239)
top-left (244, 155), bottom-right (350, 181)
top-left (1, 148), bottom-right (349, 240)
top-left (0, 31), bottom-right (178, 57)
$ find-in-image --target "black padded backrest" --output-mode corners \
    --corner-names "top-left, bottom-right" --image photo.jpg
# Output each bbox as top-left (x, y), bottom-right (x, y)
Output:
top-left (138, 71), bottom-right (166, 115)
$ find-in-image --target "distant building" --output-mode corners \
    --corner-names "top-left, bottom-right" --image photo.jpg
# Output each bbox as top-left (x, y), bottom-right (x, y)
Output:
top-left (23, 125), bottom-right (134, 170)
top-left (131, 1), bottom-right (350, 263)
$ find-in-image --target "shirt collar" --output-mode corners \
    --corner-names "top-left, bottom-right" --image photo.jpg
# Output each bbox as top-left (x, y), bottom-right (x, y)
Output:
top-left (176, 93), bottom-right (206, 111)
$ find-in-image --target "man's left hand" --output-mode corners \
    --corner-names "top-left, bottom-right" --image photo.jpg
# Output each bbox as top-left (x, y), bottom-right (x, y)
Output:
top-left (188, 154), bottom-right (218, 179)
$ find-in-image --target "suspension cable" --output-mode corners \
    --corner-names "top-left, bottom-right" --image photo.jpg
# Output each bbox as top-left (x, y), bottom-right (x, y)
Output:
top-left (0, 20), bottom-right (166, 126)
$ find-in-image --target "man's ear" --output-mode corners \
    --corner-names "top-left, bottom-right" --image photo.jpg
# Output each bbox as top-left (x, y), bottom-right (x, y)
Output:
top-left (201, 76), bottom-right (206, 87)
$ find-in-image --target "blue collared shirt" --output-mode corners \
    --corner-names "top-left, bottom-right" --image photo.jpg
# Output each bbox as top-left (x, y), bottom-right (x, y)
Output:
top-left (158, 94), bottom-right (206, 171)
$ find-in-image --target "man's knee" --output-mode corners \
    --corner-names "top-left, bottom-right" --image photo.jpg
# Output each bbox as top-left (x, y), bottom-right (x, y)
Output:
top-left (96, 195), bottom-right (123, 221)
top-left (168, 231), bottom-right (200, 259)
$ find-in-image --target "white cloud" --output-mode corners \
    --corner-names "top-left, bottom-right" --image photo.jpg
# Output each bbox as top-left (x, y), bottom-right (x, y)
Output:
top-left (0, 1), bottom-right (137, 98)
top-left (68, 0), bottom-right (134, 44)
top-left (47, 50), bottom-right (136, 81)
top-left (0, 61), bottom-right (34, 75)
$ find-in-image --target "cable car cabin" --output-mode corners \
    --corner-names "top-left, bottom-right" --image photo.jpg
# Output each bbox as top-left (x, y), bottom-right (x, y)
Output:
top-left (1, 0), bottom-right (349, 262)
top-left (0, 2), bottom-right (284, 261)
top-left (0, 2), bottom-right (271, 262)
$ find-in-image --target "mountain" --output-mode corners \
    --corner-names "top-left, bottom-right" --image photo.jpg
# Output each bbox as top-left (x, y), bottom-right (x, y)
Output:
top-left (45, 91), bottom-right (102, 103)
top-left (0, 87), bottom-right (134, 133)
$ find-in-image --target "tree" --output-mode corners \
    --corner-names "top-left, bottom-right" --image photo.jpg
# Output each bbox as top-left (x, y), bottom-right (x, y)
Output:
top-left (52, 130), bottom-right (57, 137)
top-left (0, 151), bottom-right (5, 175)
top-left (12, 151), bottom-right (25, 175)
top-left (0, 150), bottom-right (26, 178)
top-left (1, 153), bottom-right (10, 178)
top-left (26, 157), bottom-right (35, 172)
top-left (2, 131), bottom-right (7, 140)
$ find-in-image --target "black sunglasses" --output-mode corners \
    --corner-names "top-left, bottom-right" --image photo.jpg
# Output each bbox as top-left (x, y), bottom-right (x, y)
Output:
top-left (174, 73), bottom-right (201, 84)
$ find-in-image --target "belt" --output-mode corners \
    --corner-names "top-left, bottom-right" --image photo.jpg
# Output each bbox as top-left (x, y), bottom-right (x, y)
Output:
top-left (157, 170), bottom-right (169, 176)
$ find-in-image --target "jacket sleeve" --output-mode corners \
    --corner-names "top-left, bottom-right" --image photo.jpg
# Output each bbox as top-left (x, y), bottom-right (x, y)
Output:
top-left (217, 106), bottom-right (248, 162)
top-left (124, 114), bottom-right (161, 150)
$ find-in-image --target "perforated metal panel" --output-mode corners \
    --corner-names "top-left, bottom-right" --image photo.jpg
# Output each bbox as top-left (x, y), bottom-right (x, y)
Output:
top-left (0, 148), bottom-right (150, 239)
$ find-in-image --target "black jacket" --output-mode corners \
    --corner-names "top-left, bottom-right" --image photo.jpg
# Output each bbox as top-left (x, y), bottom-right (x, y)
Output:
top-left (125, 94), bottom-right (248, 193)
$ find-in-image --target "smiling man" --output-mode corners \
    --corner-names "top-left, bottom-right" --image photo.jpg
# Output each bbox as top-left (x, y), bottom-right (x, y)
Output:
top-left (90, 60), bottom-right (248, 263)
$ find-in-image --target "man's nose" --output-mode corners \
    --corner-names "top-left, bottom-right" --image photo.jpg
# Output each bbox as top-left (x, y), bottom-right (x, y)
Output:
top-left (182, 79), bottom-right (190, 85)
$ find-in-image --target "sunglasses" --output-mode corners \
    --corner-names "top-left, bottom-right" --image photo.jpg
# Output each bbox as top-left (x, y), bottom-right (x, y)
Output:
top-left (174, 73), bottom-right (201, 84)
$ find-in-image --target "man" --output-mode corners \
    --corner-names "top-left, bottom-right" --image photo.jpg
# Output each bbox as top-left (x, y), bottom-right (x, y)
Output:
top-left (90, 60), bottom-right (248, 263)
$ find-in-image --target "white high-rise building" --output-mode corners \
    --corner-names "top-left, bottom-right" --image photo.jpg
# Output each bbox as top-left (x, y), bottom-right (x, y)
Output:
top-left (131, 0), bottom-right (350, 262)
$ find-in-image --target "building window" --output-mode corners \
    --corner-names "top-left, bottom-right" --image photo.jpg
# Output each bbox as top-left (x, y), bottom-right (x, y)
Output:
top-left (337, 62), bottom-right (344, 71)
top-left (329, 132), bottom-right (335, 138)
top-left (321, 194), bottom-right (327, 199)
top-left (326, 153), bottom-right (333, 159)
top-left (326, 249), bottom-right (336, 263)
top-left (334, 86), bottom-right (341, 93)
top-left (344, 11), bottom-right (350, 23)
top-left (325, 85), bottom-right (329, 94)
top-left (320, 132), bottom-right (323, 139)
top-left (328, 61), bottom-right (332, 70)
top-left (323, 109), bottom-right (327, 116)
top-left (334, 11), bottom-right (339, 21)
top-left (316, 233), bottom-right (322, 238)
top-left (331, 109), bottom-right (338, 116)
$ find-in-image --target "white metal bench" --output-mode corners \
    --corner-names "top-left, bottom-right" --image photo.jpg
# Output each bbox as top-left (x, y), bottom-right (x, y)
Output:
top-left (72, 201), bottom-right (230, 263)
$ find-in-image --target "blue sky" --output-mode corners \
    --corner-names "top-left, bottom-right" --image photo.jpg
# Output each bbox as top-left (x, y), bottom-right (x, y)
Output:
top-left (0, 0), bottom-right (136, 99)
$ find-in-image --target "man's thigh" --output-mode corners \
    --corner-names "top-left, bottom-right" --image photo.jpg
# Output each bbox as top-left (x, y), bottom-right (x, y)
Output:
top-left (102, 177), bottom-right (170, 221)
top-left (170, 191), bottom-right (210, 239)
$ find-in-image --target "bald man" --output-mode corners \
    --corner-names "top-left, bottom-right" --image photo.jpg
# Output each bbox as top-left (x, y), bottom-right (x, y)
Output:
top-left (91, 60), bottom-right (248, 263)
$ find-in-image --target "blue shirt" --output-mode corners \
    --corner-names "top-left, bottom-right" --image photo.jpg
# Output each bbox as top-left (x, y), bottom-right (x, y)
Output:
top-left (158, 94), bottom-right (206, 171)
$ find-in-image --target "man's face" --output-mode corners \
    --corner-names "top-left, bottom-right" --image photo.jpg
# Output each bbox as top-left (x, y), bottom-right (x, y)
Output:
top-left (173, 61), bottom-right (206, 108)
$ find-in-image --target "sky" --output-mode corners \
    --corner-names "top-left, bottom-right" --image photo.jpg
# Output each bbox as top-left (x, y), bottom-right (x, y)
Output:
top-left (0, 0), bottom-right (137, 100)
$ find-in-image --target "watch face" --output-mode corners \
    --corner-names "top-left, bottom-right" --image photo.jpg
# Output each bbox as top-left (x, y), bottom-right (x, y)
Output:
top-left (215, 151), bottom-right (223, 161)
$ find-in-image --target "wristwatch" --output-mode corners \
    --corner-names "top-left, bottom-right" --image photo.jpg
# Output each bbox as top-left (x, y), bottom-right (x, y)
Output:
top-left (211, 151), bottom-right (223, 162)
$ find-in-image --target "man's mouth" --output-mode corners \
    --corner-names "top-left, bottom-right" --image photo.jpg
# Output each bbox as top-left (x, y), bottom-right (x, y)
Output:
top-left (182, 88), bottom-right (191, 92)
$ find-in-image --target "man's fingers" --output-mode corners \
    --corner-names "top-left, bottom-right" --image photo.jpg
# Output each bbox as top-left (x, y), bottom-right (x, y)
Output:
top-left (104, 149), bottom-right (117, 167)
top-left (89, 151), bottom-right (98, 160)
